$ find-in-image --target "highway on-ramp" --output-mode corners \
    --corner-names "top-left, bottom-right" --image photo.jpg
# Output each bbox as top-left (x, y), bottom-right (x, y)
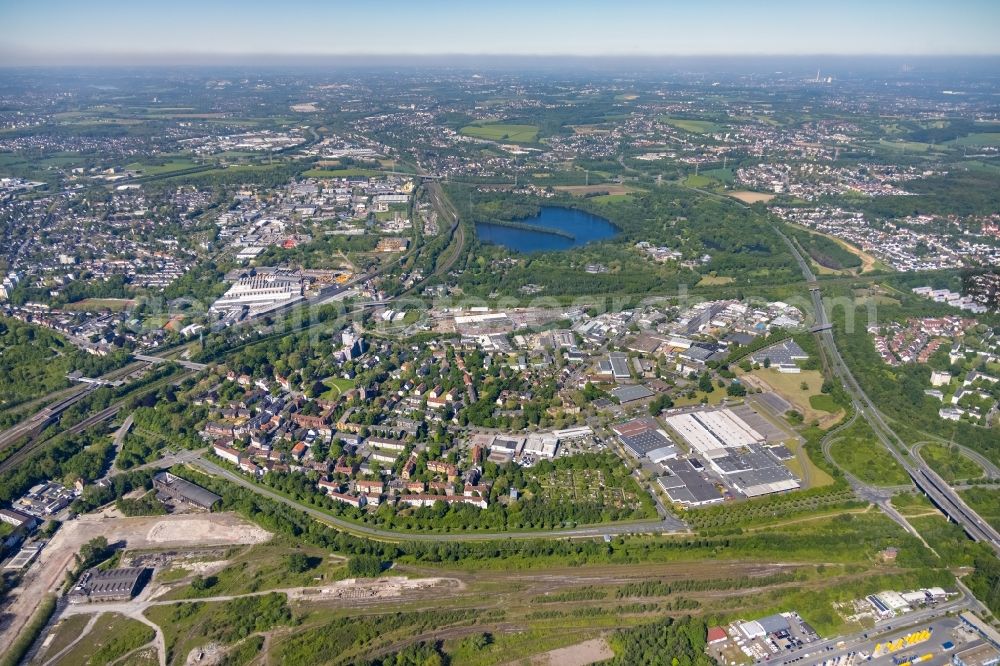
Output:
top-left (772, 222), bottom-right (1000, 553)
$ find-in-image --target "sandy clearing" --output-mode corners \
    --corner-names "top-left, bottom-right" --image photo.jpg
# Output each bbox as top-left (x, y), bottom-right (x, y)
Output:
top-left (528, 638), bottom-right (612, 665)
top-left (144, 517), bottom-right (269, 546)
top-left (289, 576), bottom-right (463, 601)
top-left (728, 190), bottom-right (775, 204)
top-left (0, 512), bottom-right (270, 651)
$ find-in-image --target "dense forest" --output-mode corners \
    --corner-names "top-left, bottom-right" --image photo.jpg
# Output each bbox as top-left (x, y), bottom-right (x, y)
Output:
top-left (786, 226), bottom-right (862, 270)
top-left (606, 616), bottom-right (715, 666)
top-left (443, 184), bottom-right (797, 299)
top-left (0, 317), bottom-right (131, 422)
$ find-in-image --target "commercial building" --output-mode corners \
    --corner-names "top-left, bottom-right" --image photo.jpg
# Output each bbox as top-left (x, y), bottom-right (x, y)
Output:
top-left (658, 459), bottom-right (723, 507)
top-left (749, 340), bottom-right (809, 372)
top-left (954, 643), bottom-right (1000, 666)
top-left (612, 418), bottom-right (676, 460)
top-left (960, 612), bottom-right (1000, 650)
top-left (610, 384), bottom-right (655, 404)
top-left (738, 614), bottom-right (791, 640)
top-left (210, 274), bottom-right (303, 313)
top-left (523, 433), bottom-right (559, 458)
top-left (664, 408), bottom-right (764, 459)
top-left (709, 445), bottom-right (800, 497)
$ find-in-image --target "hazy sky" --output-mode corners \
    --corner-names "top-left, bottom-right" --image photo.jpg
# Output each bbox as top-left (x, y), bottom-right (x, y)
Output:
top-left (2, 0), bottom-right (999, 64)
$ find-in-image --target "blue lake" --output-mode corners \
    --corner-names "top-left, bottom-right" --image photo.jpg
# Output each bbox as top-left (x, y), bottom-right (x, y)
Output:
top-left (475, 206), bottom-right (618, 253)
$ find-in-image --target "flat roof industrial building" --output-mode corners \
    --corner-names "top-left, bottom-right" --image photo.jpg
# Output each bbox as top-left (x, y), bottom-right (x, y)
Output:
top-left (610, 384), bottom-right (655, 404)
top-left (153, 472), bottom-right (221, 510)
top-left (708, 444), bottom-right (800, 497)
top-left (658, 459), bottom-right (723, 507)
top-left (749, 340), bottom-right (809, 368)
top-left (612, 418), bottom-right (676, 459)
top-left (664, 408), bottom-right (765, 459)
top-left (70, 567), bottom-right (150, 603)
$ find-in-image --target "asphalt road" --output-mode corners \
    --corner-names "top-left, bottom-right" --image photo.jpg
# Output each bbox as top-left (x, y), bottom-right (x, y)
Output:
top-left (190, 456), bottom-right (688, 542)
top-left (770, 221), bottom-right (1000, 553)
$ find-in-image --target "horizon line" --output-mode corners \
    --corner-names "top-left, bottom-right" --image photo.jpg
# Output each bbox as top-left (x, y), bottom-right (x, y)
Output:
top-left (3, 51), bottom-right (1000, 63)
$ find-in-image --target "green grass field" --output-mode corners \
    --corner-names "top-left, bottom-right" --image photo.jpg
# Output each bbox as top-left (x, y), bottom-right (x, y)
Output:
top-left (126, 160), bottom-right (198, 175)
top-left (320, 377), bottom-right (356, 400)
top-left (160, 539), bottom-right (347, 601)
top-left (459, 122), bottom-right (539, 143)
top-left (948, 132), bottom-right (1000, 147)
top-left (828, 420), bottom-right (910, 487)
top-left (919, 443), bottom-right (984, 483)
top-left (808, 394), bottom-right (839, 413)
top-left (702, 166), bottom-right (735, 183)
top-left (63, 298), bottom-right (135, 312)
top-left (55, 613), bottom-right (155, 665)
top-left (659, 117), bottom-right (723, 134)
top-left (877, 139), bottom-right (937, 153)
top-left (683, 174), bottom-right (714, 188)
top-left (589, 193), bottom-right (635, 204)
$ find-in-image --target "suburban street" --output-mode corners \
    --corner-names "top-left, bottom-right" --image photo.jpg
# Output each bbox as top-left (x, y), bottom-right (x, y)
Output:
top-left (190, 456), bottom-right (688, 542)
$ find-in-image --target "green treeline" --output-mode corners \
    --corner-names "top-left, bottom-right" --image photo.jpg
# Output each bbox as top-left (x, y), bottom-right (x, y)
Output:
top-left (170, 467), bottom-right (940, 570)
top-left (606, 616), bottom-right (715, 666)
top-left (615, 572), bottom-right (800, 598)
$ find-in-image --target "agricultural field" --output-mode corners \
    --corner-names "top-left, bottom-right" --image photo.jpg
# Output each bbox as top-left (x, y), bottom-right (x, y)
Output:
top-left (459, 122), bottom-right (539, 142)
top-left (554, 184), bottom-right (638, 197)
top-left (696, 275), bottom-right (736, 286)
top-left (728, 190), bottom-right (775, 204)
top-left (125, 160), bottom-right (199, 175)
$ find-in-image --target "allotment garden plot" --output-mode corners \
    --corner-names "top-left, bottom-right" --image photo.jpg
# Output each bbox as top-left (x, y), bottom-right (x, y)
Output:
top-left (530, 467), bottom-right (645, 512)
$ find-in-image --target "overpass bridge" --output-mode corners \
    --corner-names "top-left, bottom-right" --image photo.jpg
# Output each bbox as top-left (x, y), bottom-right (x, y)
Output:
top-left (134, 354), bottom-right (207, 371)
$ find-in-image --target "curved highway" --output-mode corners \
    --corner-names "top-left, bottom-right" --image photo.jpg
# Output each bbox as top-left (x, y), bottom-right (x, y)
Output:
top-left (771, 221), bottom-right (1000, 552)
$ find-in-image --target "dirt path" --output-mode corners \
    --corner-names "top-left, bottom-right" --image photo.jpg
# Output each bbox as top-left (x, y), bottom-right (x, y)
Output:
top-left (1, 512), bottom-right (270, 660)
top-left (39, 613), bottom-right (100, 666)
top-left (744, 506), bottom-right (873, 532)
